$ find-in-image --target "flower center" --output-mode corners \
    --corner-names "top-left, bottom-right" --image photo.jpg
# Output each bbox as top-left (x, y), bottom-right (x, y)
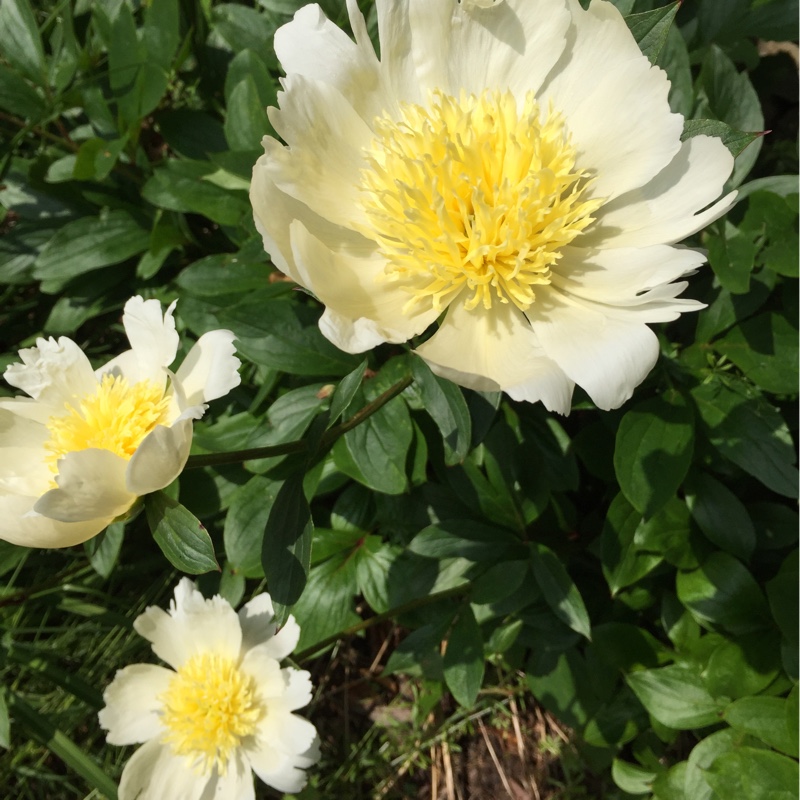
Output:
top-left (159, 652), bottom-right (262, 774)
top-left (360, 89), bottom-right (603, 313)
top-left (44, 373), bottom-right (170, 472)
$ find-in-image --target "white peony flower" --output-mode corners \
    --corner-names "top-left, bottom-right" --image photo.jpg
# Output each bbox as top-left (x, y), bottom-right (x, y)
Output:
top-left (0, 296), bottom-right (240, 548)
top-left (251, 0), bottom-right (736, 413)
top-left (99, 578), bottom-right (320, 799)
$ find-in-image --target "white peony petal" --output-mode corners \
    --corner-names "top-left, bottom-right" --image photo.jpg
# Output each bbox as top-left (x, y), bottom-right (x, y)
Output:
top-left (125, 419), bottom-right (193, 497)
top-left (416, 301), bottom-right (574, 413)
top-left (120, 296), bottom-right (180, 382)
top-left (198, 752), bottom-right (255, 800)
top-left (587, 136), bottom-right (737, 248)
top-left (532, 290), bottom-right (661, 410)
top-left (237, 593), bottom-right (277, 654)
top-left (290, 220), bottom-right (440, 349)
top-left (133, 583), bottom-right (242, 669)
top-left (0, 446), bottom-right (52, 495)
top-left (99, 663), bottom-right (174, 745)
top-left (0, 493), bottom-right (111, 548)
top-left (33, 448), bottom-right (134, 523)
top-left (174, 330), bottom-right (241, 407)
top-left (246, 720), bottom-right (319, 794)
top-left (0, 396), bottom-right (54, 425)
top-left (239, 647), bottom-right (290, 700)
top-left (117, 738), bottom-right (207, 800)
top-left (260, 617), bottom-right (301, 663)
top-left (266, 75), bottom-right (375, 230)
top-left (4, 336), bottom-right (97, 407)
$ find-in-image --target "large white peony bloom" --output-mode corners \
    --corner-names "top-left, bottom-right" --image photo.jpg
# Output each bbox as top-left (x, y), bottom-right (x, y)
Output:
top-left (0, 296), bottom-right (240, 548)
top-left (251, 0), bottom-right (736, 413)
top-left (99, 579), bottom-right (319, 799)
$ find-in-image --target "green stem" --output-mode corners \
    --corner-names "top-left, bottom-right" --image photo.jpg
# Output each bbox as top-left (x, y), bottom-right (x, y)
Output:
top-left (185, 374), bottom-right (413, 470)
top-left (295, 581), bottom-right (471, 663)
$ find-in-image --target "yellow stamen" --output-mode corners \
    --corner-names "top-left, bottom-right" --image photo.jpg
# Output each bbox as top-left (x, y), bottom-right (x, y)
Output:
top-left (159, 652), bottom-right (262, 775)
top-left (359, 89), bottom-right (604, 313)
top-left (44, 374), bottom-right (170, 471)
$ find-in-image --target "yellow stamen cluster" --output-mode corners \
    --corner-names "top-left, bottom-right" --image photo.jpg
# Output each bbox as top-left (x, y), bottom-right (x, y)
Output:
top-left (44, 374), bottom-right (170, 471)
top-left (159, 652), bottom-right (262, 774)
top-left (360, 89), bottom-right (603, 313)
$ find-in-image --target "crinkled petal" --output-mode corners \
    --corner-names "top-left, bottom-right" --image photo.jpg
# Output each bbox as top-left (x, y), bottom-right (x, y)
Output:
top-left (587, 136), bottom-right (737, 248)
top-left (125, 418), bottom-right (193, 497)
top-left (133, 580), bottom-right (243, 669)
top-left (99, 663), bottom-right (174, 745)
top-left (266, 75), bottom-right (375, 230)
top-left (532, 289), bottom-right (660, 410)
top-left (174, 331), bottom-right (241, 406)
top-left (119, 296), bottom-right (180, 384)
top-left (117, 738), bottom-right (207, 800)
top-left (290, 220), bottom-right (439, 350)
top-left (0, 493), bottom-right (110, 548)
top-left (416, 301), bottom-right (574, 413)
top-left (33, 448), bottom-right (134, 523)
top-left (4, 336), bottom-right (97, 407)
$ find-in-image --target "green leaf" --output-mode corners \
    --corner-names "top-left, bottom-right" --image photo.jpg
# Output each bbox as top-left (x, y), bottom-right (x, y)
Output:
top-left (626, 665), bottom-right (724, 729)
top-left (593, 622), bottom-right (670, 672)
top-left (443, 605), bottom-right (485, 708)
top-left (145, 492), bottom-right (220, 574)
top-left (224, 49), bottom-right (277, 118)
top-left (234, 302), bottom-right (361, 376)
top-left (83, 521), bottom-right (125, 579)
top-left (614, 392), bottom-right (694, 518)
top-left (225, 75), bottom-right (270, 151)
top-left (766, 551), bottom-right (799, 649)
top-left (612, 758), bottom-right (657, 795)
top-left (224, 476), bottom-right (282, 577)
top-left (682, 119), bottom-right (762, 159)
top-left (633, 497), bottom-right (696, 569)
top-left (142, 0), bottom-right (180, 70)
top-left (34, 211), bottom-right (150, 282)
top-left (705, 747), bottom-right (799, 799)
top-left (342, 388), bottom-right (412, 495)
top-left (706, 221), bottom-right (758, 294)
top-left (261, 475), bottom-right (313, 615)
top-left (0, 65), bottom-right (45, 118)
top-left (328, 359), bottom-right (367, 427)
top-left (411, 357), bottom-right (472, 465)
top-left (409, 521), bottom-right (522, 561)
top-left (0, 0), bottom-right (45, 83)
top-left (530, 543), bottom-right (591, 640)
top-left (0, 688), bottom-right (9, 749)
top-left (625, 2), bottom-right (679, 64)
top-left (684, 729), bottom-right (740, 800)
top-left (73, 137), bottom-right (128, 182)
top-left (602, 492), bottom-right (662, 595)
top-left (724, 697), bottom-right (797, 757)
top-left (715, 313), bottom-right (799, 395)
top-left (676, 552), bottom-right (770, 635)
top-left (704, 631), bottom-right (781, 699)
top-left (212, 4), bottom-right (280, 67)
top-left (692, 377), bottom-right (798, 499)
top-left (685, 473), bottom-right (755, 561)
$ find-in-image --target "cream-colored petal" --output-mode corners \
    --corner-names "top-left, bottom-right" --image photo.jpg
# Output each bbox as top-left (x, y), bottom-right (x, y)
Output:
top-left (246, 718), bottom-right (319, 794)
top-left (0, 446), bottom-right (51, 495)
top-left (198, 753), bottom-right (254, 800)
top-left (0, 493), bottom-right (110, 548)
top-left (265, 75), bottom-right (374, 230)
top-left (174, 330), bottom-right (241, 407)
top-left (258, 617), bottom-right (301, 663)
top-left (411, 0), bottom-right (571, 98)
top-left (586, 136), bottom-right (737, 248)
top-left (122, 296), bottom-right (180, 375)
top-left (117, 738), bottom-right (207, 800)
top-left (0, 396), bottom-right (54, 424)
top-left (34, 448), bottom-right (134, 523)
top-left (99, 663), bottom-right (174, 745)
top-left (273, 3), bottom-right (387, 123)
top-left (290, 220), bottom-right (439, 351)
top-left (125, 418), bottom-right (193, 497)
top-left (4, 336), bottom-right (97, 407)
top-left (133, 582), bottom-right (242, 669)
top-left (238, 593), bottom-right (277, 654)
top-left (415, 301), bottom-right (574, 413)
top-left (531, 289), bottom-right (660, 410)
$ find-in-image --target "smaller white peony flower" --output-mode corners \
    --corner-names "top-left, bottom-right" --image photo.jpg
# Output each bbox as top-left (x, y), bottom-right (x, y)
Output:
top-left (99, 578), bottom-right (320, 799)
top-left (0, 296), bottom-right (240, 548)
